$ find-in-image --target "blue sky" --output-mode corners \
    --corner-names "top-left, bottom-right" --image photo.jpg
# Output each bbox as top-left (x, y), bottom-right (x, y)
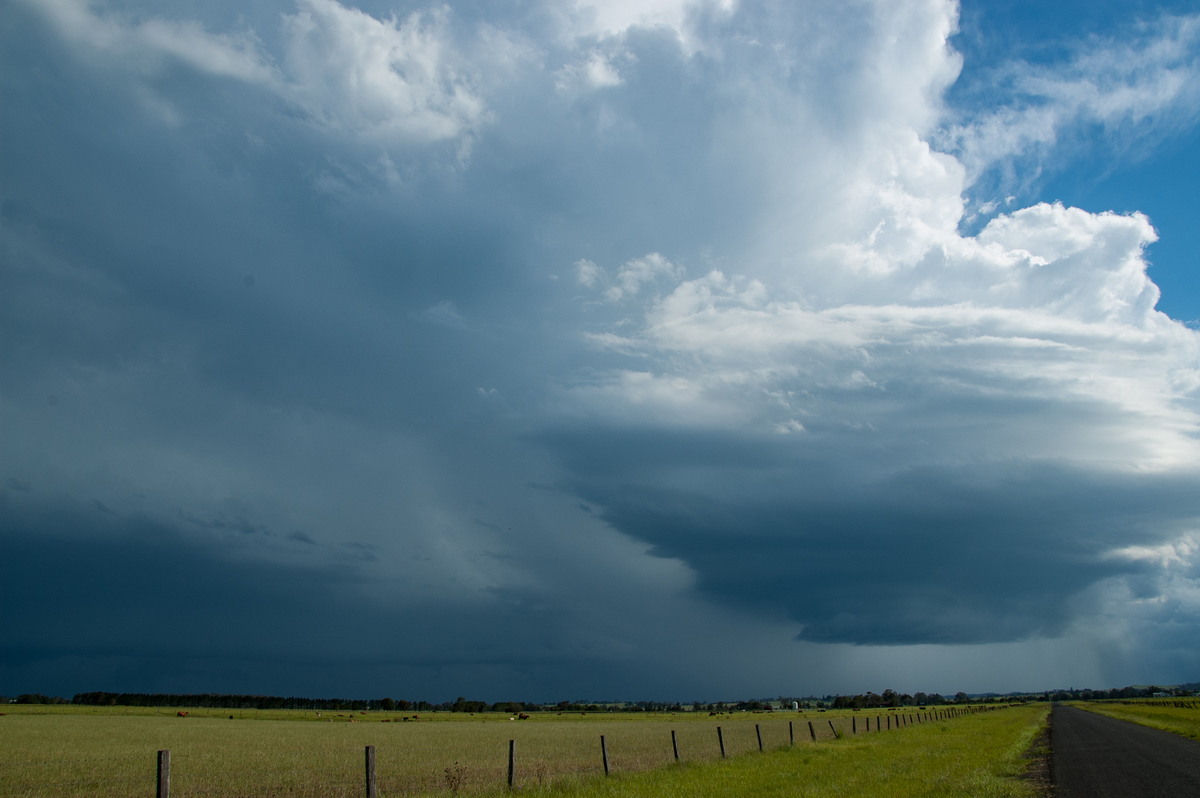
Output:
top-left (2, 0), bottom-right (1198, 703)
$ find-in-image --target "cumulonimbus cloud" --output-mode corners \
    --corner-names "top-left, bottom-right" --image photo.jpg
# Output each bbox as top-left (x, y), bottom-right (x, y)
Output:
top-left (3, 0), bottom-right (1199, 697)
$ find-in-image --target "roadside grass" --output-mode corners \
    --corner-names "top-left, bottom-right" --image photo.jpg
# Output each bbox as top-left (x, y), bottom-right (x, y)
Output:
top-left (524, 704), bottom-right (1048, 798)
top-left (0, 704), bottom-right (1045, 797)
top-left (1069, 701), bottom-right (1200, 742)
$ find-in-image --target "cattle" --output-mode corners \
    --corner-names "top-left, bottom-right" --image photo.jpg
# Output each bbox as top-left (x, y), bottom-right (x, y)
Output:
top-left (518, 713), bottom-right (530, 720)
top-left (176, 711), bottom-right (189, 717)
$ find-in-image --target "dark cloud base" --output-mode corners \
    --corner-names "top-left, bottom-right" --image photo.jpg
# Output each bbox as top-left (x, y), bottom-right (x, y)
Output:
top-left (0, 496), bottom-right (691, 701)
top-left (545, 428), bottom-right (1199, 645)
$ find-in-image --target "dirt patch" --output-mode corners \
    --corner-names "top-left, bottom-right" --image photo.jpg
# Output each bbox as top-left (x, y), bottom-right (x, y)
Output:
top-left (1021, 711), bottom-right (1054, 795)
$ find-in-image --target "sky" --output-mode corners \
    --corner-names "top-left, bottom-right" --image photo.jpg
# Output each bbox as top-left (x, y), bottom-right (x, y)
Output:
top-left (2, 0), bottom-right (1198, 703)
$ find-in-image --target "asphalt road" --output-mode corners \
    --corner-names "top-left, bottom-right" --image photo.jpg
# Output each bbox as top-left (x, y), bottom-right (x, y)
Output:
top-left (1051, 704), bottom-right (1200, 797)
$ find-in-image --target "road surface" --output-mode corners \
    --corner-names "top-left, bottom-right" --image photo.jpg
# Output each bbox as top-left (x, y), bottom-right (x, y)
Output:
top-left (1051, 704), bottom-right (1200, 797)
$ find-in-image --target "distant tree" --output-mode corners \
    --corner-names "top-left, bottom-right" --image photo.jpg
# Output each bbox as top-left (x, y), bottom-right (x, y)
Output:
top-left (16, 694), bottom-right (66, 704)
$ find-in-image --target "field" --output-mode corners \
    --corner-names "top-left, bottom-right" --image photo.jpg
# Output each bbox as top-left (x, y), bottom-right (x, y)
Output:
top-left (0, 704), bottom-right (1048, 797)
top-left (1070, 700), bottom-right (1200, 742)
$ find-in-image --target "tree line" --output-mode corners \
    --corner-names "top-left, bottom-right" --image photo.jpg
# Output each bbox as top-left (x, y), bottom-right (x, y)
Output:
top-left (68, 693), bottom-right (548, 712)
top-left (5, 682), bottom-right (1192, 710)
top-left (1039, 684), bottom-right (1197, 702)
top-left (64, 693), bottom-right (792, 712)
top-left (828, 690), bottom-right (961, 709)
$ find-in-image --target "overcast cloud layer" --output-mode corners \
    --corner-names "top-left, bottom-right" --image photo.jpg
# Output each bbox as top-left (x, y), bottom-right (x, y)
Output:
top-left (2, 0), bottom-right (1199, 701)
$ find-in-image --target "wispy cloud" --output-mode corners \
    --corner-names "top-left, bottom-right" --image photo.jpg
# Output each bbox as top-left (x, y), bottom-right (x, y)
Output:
top-left (943, 13), bottom-right (1200, 195)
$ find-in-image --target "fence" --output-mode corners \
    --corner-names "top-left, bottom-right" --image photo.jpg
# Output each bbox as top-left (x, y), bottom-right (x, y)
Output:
top-left (147, 706), bottom-right (999, 796)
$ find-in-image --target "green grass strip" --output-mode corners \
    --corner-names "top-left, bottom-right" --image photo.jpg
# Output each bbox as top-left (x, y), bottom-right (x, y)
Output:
top-left (1070, 700), bottom-right (1200, 742)
top-left (515, 705), bottom-right (1048, 798)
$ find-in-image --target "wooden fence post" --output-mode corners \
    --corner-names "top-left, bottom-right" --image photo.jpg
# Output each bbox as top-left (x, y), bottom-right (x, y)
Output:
top-left (671, 729), bottom-right (679, 762)
top-left (364, 745), bottom-right (376, 798)
top-left (601, 735), bottom-right (610, 776)
top-left (507, 739), bottom-right (515, 790)
top-left (828, 720), bottom-right (837, 738)
top-left (156, 750), bottom-right (170, 798)
top-left (755, 724), bottom-right (763, 752)
top-left (852, 716), bottom-right (856, 734)
top-left (789, 720), bottom-right (794, 745)
top-left (807, 721), bottom-right (816, 742)
top-left (717, 726), bottom-right (726, 758)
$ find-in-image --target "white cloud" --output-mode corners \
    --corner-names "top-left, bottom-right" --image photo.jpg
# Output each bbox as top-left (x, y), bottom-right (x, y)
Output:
top-left (945, 13), bottom-right (1200, 188)
top-left (574, 258), bottom-right (603, 288)
top-left (24, 0), bottom-right (278, 94)
top-left (573, 201), bottom-right (1200, 471)
top-left (281, 0), bottom-right (486, 145)
top-left (606, 253), bottom-right (683, 301)
top-left (23, 0), bottom-right (488, 150)
top-left (554, 48), bottom-right (627, 94)
top-left (568, 0), bottom-right (737, 53)
top-left (1107, 534), bottom-right (1198, 569)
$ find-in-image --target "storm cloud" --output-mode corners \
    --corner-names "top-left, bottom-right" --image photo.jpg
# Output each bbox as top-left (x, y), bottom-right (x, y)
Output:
top-left (2, 0), bottom-right (1199, 700)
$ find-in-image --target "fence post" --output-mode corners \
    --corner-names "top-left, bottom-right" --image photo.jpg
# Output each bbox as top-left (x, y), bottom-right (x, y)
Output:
top-left (852, 716), bottom-right (856, 734)
top-left (364, 746), bottom-right (376, 798)
top-left (717, 726), bottom-right (726, 758)
top-left (755, 724), bottom-right (763, 752)
top-left (807, 721), bottom-right (816, 742)
top-left (601, 735), bottom-right (610, 776)
top-left (671, 729), bottom-right (679, 762)
top-left (828, 720), bottom-right (837, 738)
top-left (156, 750), bottom-right (170, 798)
top-left (789, 720), bottom-right (794, 745)
top-left (507, 739), bottom-right (515, 790)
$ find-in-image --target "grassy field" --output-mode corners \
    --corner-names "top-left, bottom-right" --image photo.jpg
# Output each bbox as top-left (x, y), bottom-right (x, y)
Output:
top-left (1070, 700), bottom-right (1200, 742)
top-left (536, 704), bottom-right (1049, 798)
top-left (0, 704), bottom-right (1046, 797)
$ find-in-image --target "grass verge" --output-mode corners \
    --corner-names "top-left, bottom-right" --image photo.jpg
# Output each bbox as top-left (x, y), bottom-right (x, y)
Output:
top-left (491, 704), bottom-right (1049, 798)
top-left (1068, 700), bottom-right (1200, 742)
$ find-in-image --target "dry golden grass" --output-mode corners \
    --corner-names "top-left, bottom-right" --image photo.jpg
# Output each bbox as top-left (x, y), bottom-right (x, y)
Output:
top-left (0, 704), bottom-right (985, 796)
